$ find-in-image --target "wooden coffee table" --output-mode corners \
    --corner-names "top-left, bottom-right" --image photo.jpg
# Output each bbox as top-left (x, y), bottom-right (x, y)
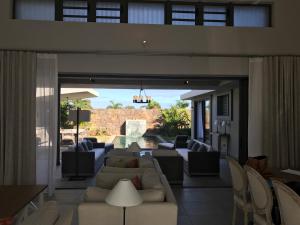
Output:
top-left (0, 185), bottom-right (47, 224)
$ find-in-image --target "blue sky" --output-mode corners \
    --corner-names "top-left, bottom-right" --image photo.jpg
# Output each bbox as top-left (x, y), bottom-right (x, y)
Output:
top-left (90, 89), bottom-right (190, 109)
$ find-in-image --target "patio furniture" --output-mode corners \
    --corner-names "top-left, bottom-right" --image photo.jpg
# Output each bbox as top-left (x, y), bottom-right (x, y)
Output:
top-left (245, 165), bottom-right (274, 225)
top-left (273, 180), bottom-right (300, 225)
top-left (226, 157), bottom-right (252, 225)
top-left (158, 135), bottom-right (188, 150)
top-left (176, 139), bottom-right (220, 176)
top-left (62, 142), bottom-right (114, 178)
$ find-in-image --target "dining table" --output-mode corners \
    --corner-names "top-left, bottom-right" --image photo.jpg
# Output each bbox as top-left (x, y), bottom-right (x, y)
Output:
top-left (0, 185), bottom-right (47, 225)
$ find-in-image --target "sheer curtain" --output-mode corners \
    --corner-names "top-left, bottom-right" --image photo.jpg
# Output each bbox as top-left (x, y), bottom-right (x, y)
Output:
top-left (249, 57), bottom-right (300, 169)
top-left (36, 54), bottom-right (58, 196)
top-left (0, 51), bottom-right (37, 185)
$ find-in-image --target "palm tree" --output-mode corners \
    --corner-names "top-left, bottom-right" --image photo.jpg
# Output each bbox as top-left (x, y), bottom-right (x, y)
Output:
top-left (106, 101), bottom-right (123, 109)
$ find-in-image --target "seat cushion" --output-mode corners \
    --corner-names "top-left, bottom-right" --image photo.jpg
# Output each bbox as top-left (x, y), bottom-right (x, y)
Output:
top-left (142, 172), bottom-right (164, 190)
top-left (158, 143), bottom-right (174, 149)
top-left (96, 172), bottom-right (141, 189)
top-left (138, 158), bottom-right (154, 168)
top-left (106, 156), bottom-right (138, 167)
top-left (85, 187), bottom-right (165, 202)
top-left (176, 148), bottom-right (190, 161)
top-left (92, 149), bottom-right (105, 160)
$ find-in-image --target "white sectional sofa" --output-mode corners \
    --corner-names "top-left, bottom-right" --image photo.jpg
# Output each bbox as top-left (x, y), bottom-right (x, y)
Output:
top-left (78, 157), bottom-right (178, 225)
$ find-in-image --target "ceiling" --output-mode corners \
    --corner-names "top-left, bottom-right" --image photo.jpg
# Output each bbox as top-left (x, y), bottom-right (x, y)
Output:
top-left (59, 74), bottom-right (240, 90)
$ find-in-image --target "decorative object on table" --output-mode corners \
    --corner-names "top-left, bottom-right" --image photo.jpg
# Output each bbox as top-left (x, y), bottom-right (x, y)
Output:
top-left (226, 157), bottom-right (252, 225)
top-left (133, 82), bottom-right (151, 103)
top-left (105, 179), bottom-right (143, 225)
top-left (68, 108), bottom-right (91, 178)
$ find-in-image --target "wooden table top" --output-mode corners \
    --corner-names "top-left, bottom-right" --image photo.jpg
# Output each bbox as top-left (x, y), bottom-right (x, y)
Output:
top-left (271, 169), bottom-right (300, 182)
top-left (0, 185), bottom-right (47, 219)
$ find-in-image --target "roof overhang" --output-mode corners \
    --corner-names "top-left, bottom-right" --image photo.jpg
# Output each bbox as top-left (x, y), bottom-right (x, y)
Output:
top-left (180, 90), bottom-right (214, 100)
top-left (61, 88), bottom-right (99, 100)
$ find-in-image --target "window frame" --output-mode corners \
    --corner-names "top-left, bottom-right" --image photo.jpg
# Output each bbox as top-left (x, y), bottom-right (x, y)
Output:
top-left (53, 0), bottom-right (272, 27)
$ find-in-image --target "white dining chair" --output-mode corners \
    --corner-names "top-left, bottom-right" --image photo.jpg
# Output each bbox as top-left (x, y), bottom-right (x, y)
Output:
top-left (244, 165), bottom-right (274, 225)
top-left (226, 157), bottom-right (252, 225)
top-left (273, 180), bottom-right (300, 225)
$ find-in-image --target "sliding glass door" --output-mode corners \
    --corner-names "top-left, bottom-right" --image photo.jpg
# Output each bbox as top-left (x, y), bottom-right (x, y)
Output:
top-left (195, 98), bottom-right (211, 144)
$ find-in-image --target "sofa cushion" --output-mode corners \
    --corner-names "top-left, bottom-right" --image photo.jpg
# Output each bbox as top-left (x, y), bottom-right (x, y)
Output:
top-left (106, 156), bottom-right (138, 168)
top-left (91, 148), bottom-right (105, 160)
top-left (187, 140), bottom-right (195, 149)
top-left (96, 172), bottom-right (141, 189)
top-left (85, 187), bottom-right (165, 202)
top-left (138, 158), bottom-right (154, 168)
top-left (176, 148), bottom-right (190, 161)
top-left (126, 158), bottom-right (139, 168)
top-left (81, 142), bottom-right (89, 151)
top-left (83, 137), bottom-right (98, 143)
top-left (197, 144), bottom-right (207, 152)
top-left (142, 172), bottom-right (164, 190)
top-left (85, 140), bottom-right (94, 150)
top-left (101, 166), bottom-right (156, 174)
top-left (152, 150), bottom-right (179, 157)
top-left (84, 187), bottom-right (110, 202)
top-left (131, 175), bottom-right (142, 190)
top-left (191, 143), bottom-right (200, 152)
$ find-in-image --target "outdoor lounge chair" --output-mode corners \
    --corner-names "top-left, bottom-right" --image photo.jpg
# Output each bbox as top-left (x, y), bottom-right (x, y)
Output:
top-left (158, 135), bottom-right (188, 150)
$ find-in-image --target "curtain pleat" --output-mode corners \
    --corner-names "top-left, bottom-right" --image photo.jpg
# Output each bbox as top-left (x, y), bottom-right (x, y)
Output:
top-left (0, 51), bottom-right (37, 185)
top-left (262, 56), bottom-right (300, 169)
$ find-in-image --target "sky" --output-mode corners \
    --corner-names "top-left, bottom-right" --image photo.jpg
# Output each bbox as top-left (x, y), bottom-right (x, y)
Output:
top-left (90, 89), bottom-right (191, 109)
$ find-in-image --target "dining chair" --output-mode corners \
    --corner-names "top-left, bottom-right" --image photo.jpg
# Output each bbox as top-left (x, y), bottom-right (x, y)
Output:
top-left (272, 180), bottom-right (300, 225)
top-left (226, 157), bottom-right (252, 225)
top-left (244, 165), bottom-right (274, 225)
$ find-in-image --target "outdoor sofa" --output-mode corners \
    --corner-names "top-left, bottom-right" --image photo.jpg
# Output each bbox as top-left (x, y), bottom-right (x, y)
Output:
top-left (175, 139), bottom-right (220, 176)
top-left (61, 139), bottom-right (114, 177)
top-left (157, 135), bottom-right (189, 149)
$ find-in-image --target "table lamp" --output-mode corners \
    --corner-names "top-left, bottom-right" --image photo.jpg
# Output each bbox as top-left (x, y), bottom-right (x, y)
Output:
top-left (105, 179), bottom-right (143, 225)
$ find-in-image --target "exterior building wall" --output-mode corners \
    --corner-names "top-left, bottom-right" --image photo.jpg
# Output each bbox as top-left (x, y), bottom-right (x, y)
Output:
top-left (89, 108), bottom-right (161, 136)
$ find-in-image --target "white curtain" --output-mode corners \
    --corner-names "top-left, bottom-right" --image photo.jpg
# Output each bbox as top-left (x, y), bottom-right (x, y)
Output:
top-left (248, 58), bottom-right (263, 157)
top-left (0, 51), bottom-right (37, 185)
top-left (249, 57), bottom-right (300, 169)
top-left (36, 54), bottom-right (58, 196)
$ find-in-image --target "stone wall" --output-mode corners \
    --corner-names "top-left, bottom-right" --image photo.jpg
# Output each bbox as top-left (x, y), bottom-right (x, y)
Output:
top-left (90, 108), bottom-right (161, 136)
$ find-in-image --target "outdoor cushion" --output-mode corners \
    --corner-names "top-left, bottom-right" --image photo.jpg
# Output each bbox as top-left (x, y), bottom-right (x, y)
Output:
top-left (187, 140), bottom-right (195, 149)
top-left (85, 140), bottom-right (94, 150)
top-left (191, 143), bottom-right (200, 152)
top-left (197, 144), bottom-right (207, 152)
top-left (175, 148), bottom-right (190, 161)
top-left (81, 142), bottom-right (89, 151)
top-left (92, 149), bottom-right (105, 160)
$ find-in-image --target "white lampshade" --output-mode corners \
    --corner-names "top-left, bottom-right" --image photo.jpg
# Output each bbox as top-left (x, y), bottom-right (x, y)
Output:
top-left (105, 179), bottom-right (143, 207)
top-left (68, 109), bottom-right (91, 122)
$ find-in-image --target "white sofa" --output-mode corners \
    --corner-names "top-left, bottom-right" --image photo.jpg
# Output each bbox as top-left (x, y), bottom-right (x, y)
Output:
top-left (78, 158), bottom-right (177, 225)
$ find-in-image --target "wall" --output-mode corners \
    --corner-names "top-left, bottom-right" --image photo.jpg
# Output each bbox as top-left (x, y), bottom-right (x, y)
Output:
top-left (0, 0), bottom-right (300, 56)
top-left (90, 108), bottom-right (161, 136)
top-left (190, 81), bottom-right (240, 159)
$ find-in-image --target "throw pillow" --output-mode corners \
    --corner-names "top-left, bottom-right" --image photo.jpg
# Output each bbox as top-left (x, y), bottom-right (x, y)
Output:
top-left (191, 143), bottom-right (200, 152)
top-left (197, 144), bottom-right (207, 152)
top-left (85, 140), bottom-right (93, 150)
top-left (131, 175), bottom-right (142, 190)
top-left (78, 143), bottom-right (85, 151)
top-left (81, 142), bottom-right (89, 151)
top-left (84, 187), bottom-right (110, 202)
top-left (187, 140), bottom-right (195, 149)
top-left (126, 158), bottom-right (139, 168)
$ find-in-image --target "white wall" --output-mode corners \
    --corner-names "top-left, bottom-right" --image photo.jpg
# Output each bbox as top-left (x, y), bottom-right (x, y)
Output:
top-left (0, 0), bottom-right (300, 55)
top-left (58, 54), bottom-right (249, 76)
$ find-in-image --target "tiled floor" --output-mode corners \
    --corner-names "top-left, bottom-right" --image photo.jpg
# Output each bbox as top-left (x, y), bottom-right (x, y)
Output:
top-left (51, 186), bottom-right (246, 225)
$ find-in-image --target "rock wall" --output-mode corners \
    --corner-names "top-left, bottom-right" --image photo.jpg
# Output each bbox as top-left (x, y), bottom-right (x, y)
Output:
top-left (90, 108), bottom-right (161, 136)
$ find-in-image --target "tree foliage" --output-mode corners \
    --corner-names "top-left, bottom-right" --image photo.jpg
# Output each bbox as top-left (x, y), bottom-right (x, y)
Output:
top-left (156, 100), bottom-right (191, 136)
top-left (146, 100), bottom-right (161, 109)
top-left (60, 99), bottom-right (92, 129)
top-left (106, 101), bottom-right (123, 109)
